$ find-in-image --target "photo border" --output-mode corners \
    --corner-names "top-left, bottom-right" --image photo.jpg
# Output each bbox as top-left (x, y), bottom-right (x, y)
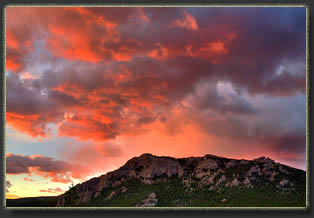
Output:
top-left (0, 0), bottom-right (312, 217)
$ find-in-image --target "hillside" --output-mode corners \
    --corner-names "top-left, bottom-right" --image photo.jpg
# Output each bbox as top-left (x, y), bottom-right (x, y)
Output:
top-left (7, 153), bottom-right (306, 207)
top-left (57, 153), bottom-right (306, 207)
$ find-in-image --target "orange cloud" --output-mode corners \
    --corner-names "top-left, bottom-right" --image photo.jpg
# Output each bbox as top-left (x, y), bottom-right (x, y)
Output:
top-left (44, 7), bottom-right (149, 63)
top-left (7, 7), bottom-right (144, 64)
top-left (148, 43), bottom-right (174, 60)
top-left (6, 112), bottom-right (46, 138)
top-left (6, 28), bottom-right (33, 73)
top-left (170, 10), bottom-right (198, 31)
top-left (6, 58), bottom-right (22, 72)
top-left (47, 25), bottom-right (104, 63)
top-left (148, 32), bottom-right (237, 62)
top-left (184, 40), bottom-right (229, 63)
top-left (137, 8), bottom-right (150, 23)
top-left (58, 114), bottom-right (118, 141)
top-left (6, 194), bottom-right (20, 199)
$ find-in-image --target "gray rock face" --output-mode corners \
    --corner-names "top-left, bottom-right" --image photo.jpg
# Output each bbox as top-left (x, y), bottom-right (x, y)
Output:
top-left (279, 179), bottom-right (291, 187)
top-left (137, 192), bottom-right (158, 207)
top-left (200, 172), bottom-right (217, 185)
top-left (239, 160), bottom-right (249, 165)
top-left (230, 178), bottom-right (240, 187)
top-left (196, 159), bottom-right (218, 171)
top-left (105, 191), bottom-right (116, 200)
top-left (243, 177), bottom-right (253, 188)
top-left (216, 175), bottom-right (227, 186)
top-left (269, 171), bottom-right (278, 182)
top-left (56, 153), bottom-right (182, 206)
top-left (254, 156), bottom-right (275, 163)
top-left (81, 191), bottom-right (93, 204)
top-left (124, 153), bottom-right (184, 179)
top-left (247, 166), bottom-right (262, 177)
top-left (226, 160), bottom-right (237, 168)
top-left (279, 165), bottom-right (288, 174)
top-left (195, 159), bottom-right (219, 179)
top-left (121, 187), bottom-right (128, 193)
top-left (254, 156), bottom-right (276, 170)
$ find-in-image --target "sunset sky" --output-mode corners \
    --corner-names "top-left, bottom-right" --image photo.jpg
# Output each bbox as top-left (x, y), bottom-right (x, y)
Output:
top-left (5, 7), bottom-right (306, 199)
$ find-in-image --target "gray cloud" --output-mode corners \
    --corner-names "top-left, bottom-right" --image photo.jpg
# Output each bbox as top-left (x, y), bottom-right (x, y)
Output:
top-left (6, 153), bottom-right (91, 183)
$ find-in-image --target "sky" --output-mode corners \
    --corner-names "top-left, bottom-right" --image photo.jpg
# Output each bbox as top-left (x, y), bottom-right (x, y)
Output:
top-left (5, 7), bottom-right (306, 199)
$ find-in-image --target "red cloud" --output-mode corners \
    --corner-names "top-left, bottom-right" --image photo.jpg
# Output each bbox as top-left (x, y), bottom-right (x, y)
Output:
top-left (24, 177), bottom-right (35, 182)
top-left (170, 10), bottom-right (198, 30)
top-left (6, 30), bottom-right (26, 73)
top-left (6, 112), bottom-right (47, 138)
top-left (39, 187), bottom-right (64, 194)
top-left (6, 15), bottom-right (34, 73)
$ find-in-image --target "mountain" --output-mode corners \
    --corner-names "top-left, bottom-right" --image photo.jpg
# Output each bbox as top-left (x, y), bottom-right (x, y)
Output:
top-left (53, 153), bottom-right (306, 207)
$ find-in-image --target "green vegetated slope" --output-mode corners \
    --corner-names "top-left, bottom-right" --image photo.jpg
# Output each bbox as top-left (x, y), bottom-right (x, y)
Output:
top-left (80, 163), bottom-right (305, 207)
top-left (81, 181), bottom-right (305, 207)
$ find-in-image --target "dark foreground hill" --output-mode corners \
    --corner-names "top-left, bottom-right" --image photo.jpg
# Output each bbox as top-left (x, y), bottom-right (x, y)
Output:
top-left (6, 196), bottom-right (59, 207)
top-left (7, 153), bottom-right (306, 207)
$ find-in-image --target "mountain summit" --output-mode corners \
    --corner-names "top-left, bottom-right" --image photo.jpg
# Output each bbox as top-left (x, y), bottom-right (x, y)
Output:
top-left (56, 153), bottom-right (306, 207)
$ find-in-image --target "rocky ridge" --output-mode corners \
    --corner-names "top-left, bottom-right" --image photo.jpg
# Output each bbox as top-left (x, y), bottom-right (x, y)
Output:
top-left (56, 153), bottom-right (305, 207)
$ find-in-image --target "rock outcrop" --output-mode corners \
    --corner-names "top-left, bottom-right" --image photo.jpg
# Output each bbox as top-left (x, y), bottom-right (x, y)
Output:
top-left (56, 154), bottom-right (303, 206)
top-left (137, 192), bottom-right (158, 207)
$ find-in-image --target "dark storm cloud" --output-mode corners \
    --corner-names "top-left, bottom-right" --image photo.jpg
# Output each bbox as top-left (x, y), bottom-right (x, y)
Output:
top-left (191, 80), bottom-right (258, 115)
top-left (6, 73), bottom-right (52, 115)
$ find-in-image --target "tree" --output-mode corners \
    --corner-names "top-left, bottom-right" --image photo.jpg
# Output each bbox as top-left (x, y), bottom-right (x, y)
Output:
top-left (64, 182), bottom-right (79, 206)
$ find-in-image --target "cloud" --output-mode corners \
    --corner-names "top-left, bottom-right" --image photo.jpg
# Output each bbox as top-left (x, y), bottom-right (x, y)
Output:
top-left (6, 72), bottom-right (65, 137)
top-left (5, 27), bottom-right (33, 73)
top-left (5, 7), bottom-right (306, 170)
top-left (24, 177), bottom-right (35, 182)
top-left (6, 194), bottom-right (20, 199)
top-left (6, 7), bottom-right (305, 97)
top-left (179, 87), bottom-right (306, 167)
top-left (6, 153), bottom-right (91, 183)
top-left (188, 80), bottom-right (258, 115)
top-left (137, 8), bottom-right (150, 23)
top-left (170, 10), bottom-right (198, 30)
top-left (39, 187), bottom-right (64, 194)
